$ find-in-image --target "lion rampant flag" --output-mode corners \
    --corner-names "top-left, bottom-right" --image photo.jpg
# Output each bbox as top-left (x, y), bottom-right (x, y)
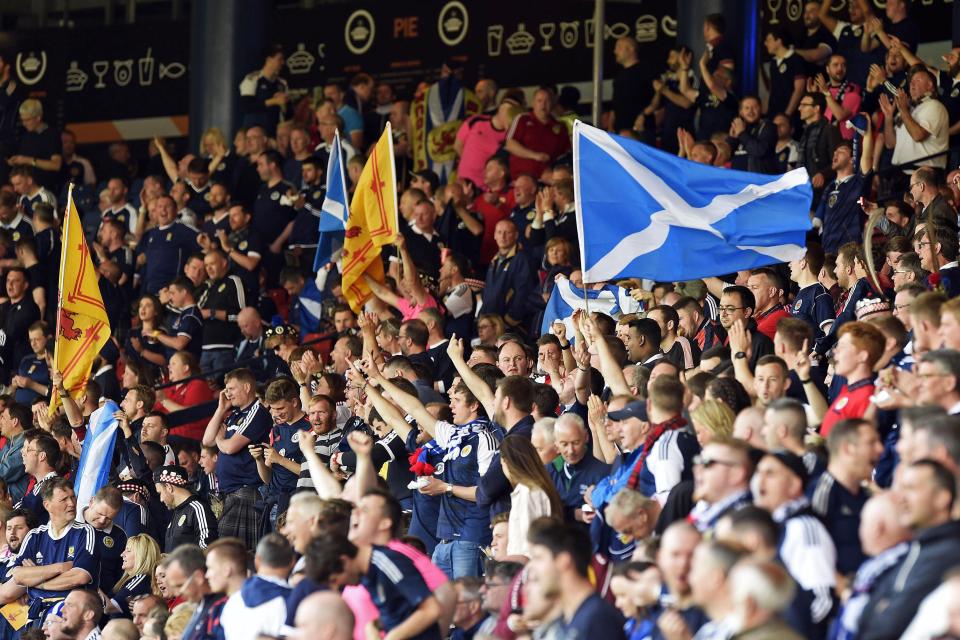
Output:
top-left (50, 185), bottom-right (110, 413)
top-left (341, 122), bottom-right (399, 313)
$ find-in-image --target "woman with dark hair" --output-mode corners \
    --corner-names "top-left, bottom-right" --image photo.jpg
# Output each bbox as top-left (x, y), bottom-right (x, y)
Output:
top-left (121, 358), bottom-right (156, 391)
top-left (500, 436), bottom-right (563, 558)
top-left (125, 294), bottom-right (167, 374)
top-left (157, 350), bottom-right (214, 440)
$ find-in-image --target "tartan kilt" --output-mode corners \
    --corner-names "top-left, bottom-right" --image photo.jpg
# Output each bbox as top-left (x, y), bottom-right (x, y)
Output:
top-left (219, 485), bottom-right (260, 549)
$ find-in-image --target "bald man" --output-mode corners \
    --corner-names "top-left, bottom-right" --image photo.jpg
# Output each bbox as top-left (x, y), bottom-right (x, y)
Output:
top-left (293, 591), bottom-right (355, 640)
top-left (101, 618), bottom-right (140, 640)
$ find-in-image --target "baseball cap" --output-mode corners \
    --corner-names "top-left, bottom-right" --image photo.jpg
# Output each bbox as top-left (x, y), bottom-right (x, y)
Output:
top-left (607, 400), bottom-right (648, 422)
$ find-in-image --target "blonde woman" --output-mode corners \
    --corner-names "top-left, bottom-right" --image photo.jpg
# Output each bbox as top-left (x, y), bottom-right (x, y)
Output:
top-left (690, 399), bottom-right (736, 446)
top-left (108, 534), bottom-right (162, 617)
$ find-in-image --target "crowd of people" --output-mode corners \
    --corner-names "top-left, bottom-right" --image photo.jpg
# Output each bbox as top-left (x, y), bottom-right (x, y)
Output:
top-left (0, 0), bottom-right (958, 639)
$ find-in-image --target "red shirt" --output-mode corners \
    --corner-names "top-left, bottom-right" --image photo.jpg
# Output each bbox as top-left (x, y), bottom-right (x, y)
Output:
top-left (474, 188), bottom-right (516, 266)
top-left (506, 113), bottom-right (571, 180)
top-left (163, 379), bottom-right (215, 440)
top-left (756, 305), bottom-right (790, 340)
top-left (820, 378), bottom-right (874, 437)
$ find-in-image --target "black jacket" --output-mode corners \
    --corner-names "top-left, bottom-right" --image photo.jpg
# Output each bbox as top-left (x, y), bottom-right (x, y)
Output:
top-left (858, 520), bottom-right (960, 639)
top-left (165, 494), bottom-right (218, 552)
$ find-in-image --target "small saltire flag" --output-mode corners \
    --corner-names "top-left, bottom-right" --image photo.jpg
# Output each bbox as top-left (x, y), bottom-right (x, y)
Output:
top-left (573, 121), bottom-right (813, 283)
top-left (313, 129), bottom-right (350, 272)
top-left (51, 185), bottom-right (111, 415)
top-left (74, 399), bottom-right (120, 520)
top-left (541, 276), bottom-right (642, 340)
top-left (342, 122), bottom-right (399, 313)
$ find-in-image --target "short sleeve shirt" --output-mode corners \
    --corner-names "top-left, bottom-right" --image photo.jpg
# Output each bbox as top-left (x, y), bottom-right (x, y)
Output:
top-left (506, 113), bottom-right (570, 180)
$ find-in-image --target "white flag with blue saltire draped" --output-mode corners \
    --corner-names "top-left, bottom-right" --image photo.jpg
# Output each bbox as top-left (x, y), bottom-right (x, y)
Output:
top-left (313, 129), bottom-right (350, 271)
top-left (573, 121), bottom-right (813, 283)
top-left (541, 276), bottom-right (642, 341)
top-left (74, 399), bottom-right (120, 520)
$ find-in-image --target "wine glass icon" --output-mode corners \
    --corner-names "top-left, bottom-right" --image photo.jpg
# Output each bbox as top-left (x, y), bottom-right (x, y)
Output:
top-left (92, 60), bottom-right (109, 88)
top-left (768, 0), bottom-right (783, 25)
top-left (540, 23), bottom-right (556, 51)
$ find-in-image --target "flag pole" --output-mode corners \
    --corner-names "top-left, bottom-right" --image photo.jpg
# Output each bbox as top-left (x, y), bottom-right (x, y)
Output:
top-left (51, 183), bottom-right (73, 410)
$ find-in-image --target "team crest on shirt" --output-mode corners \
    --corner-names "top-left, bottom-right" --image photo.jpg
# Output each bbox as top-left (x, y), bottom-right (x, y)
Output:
top-left (526, 210), bottom-right (535, 220)
top-left (218, 162), bottom-right (226, 172)
top-left (292, 432), bottom-right (300, 443)
top-left (835, 397), bottom-right (849, 410)
top-left (103, 536), bottom-right (114, 549)
top-left (778, 63), bottom-right (786, 73)
top-left (178, 515), bottom-right (186, 526)
top-left (271, 191), bottom-right (280, 201)
top-left (460, 445), bottom-right (472, 458)
top-left (67, 546), bottom-right (75, 558)
top-left (239, 241), bottom-right (248, 250)
top-left (793, 300), bottom-right (802, 313)
top-left (952, 87), bottom-right (960, 98)
top-left (313, 190), bottom-right (322, 200)
top-left (828, 192), bottom-right (838, 207)
top-left (35, 552), bottom-right (43, 563)
top-left (217, 284), bottom-right (226, 292)
top-left (28, 364), bottom-right (35, 374)
top-left (166, 232), bottom-right (173, 241)
top-left (11, 232), bottom-right (19, 241)
top-left (435, 462), bottom-right (445, 474)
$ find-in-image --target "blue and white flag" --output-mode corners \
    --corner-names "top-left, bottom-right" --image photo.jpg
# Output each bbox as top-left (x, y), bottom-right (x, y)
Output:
top-left (74, 399), bottom-right (120, 520)
top-left (541, 276), bottom-right (642, 339)
top-left (573, 121), bottom-right (812, 283)
top-left (313, 129), bottom-right (350, 272)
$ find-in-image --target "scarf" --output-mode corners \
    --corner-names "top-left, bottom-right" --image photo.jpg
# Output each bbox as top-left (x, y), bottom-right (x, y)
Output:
top-left (626, 416), bottom-right (687, 490)
top-left (409, 439), bottom-right (444, 476)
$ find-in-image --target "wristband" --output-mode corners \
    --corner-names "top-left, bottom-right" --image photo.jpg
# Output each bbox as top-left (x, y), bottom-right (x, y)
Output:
top-left (560, 343), bottom-right (571, 351)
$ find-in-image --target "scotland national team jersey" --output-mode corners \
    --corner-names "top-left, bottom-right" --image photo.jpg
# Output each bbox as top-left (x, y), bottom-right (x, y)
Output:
top-left (13, 522), bottom-right (98, 616)
top-left (217, 400), bottom-right (272, 494)
top-left (93, 523), bottom-right (127, 592)
top-left (363, 545), bottom-right (440, 640)
top-left (267, 417), bottom-right (309, 497)
top-left (635, 430), bottom-right (700, 502)
top-left (791, 282), bottom-right (835, 342)
top-left (808, 472), bottom-right (869, 575)
top-left (433, 419), bottom-right (502, 544)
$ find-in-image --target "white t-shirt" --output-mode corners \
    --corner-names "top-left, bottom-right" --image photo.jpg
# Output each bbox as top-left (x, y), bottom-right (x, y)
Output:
top-left (507, 483), bottom-right (553, 557)
top-left (892, 97), bottom-right (948, 171)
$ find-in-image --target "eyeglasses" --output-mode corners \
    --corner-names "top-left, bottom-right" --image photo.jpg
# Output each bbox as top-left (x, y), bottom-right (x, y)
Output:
top-left (717, 306), bottom-right (744, 314)
top-left (892, 269), bottom-right (910, 275)
top-left (693, 455), bottom-right (739, 469)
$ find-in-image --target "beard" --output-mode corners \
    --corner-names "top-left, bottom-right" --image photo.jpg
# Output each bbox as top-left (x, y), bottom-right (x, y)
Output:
top-left (494, 408), bottom-right (506, 427)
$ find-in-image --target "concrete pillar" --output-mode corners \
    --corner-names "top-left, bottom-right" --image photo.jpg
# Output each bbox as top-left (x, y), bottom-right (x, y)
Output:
top-left (189, 0), bottom-right (269, 149)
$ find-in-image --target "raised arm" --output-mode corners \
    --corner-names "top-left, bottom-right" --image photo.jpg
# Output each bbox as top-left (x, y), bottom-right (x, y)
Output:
top-left (445, 335), bottom-right (496, 417)
top-left (153, 136), bottom-right (180, 184)
top-left (583, 315), bottom-right (631, 397)
top-left (363, 273), bottom-right (401, 309)
top-left (297, 430), bottom-right (343, 500)
top-left (366, 362), bottom-right (438, 438)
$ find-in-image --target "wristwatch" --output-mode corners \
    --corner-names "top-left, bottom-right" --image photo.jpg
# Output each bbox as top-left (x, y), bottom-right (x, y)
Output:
top-left (734, 351), bottom-right (747, 360)
top-left (445, 483), bottom-right (454, 496)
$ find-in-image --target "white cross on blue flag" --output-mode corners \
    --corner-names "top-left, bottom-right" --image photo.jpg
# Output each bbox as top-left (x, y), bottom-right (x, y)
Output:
top-left (573, 121), bottom-right (813, 283)
top-left (313, 129), bottom-right (351, 271)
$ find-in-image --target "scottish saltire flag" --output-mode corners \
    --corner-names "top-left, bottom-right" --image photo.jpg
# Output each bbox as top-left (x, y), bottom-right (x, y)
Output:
top-left (74, 399), bottom-right (120, 520)
top-left (313, 129), bottom-right (350, 272)
top-left (541, 276), bottom-right (642, 340)
top-left (573, 121), bottom-right (813, 283)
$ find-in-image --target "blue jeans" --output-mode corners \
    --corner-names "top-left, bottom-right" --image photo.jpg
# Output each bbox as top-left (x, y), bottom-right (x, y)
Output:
top-left (200, 348), bottom-right (235, 377)
top-left (431, 539), bottom-right (484, 580)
